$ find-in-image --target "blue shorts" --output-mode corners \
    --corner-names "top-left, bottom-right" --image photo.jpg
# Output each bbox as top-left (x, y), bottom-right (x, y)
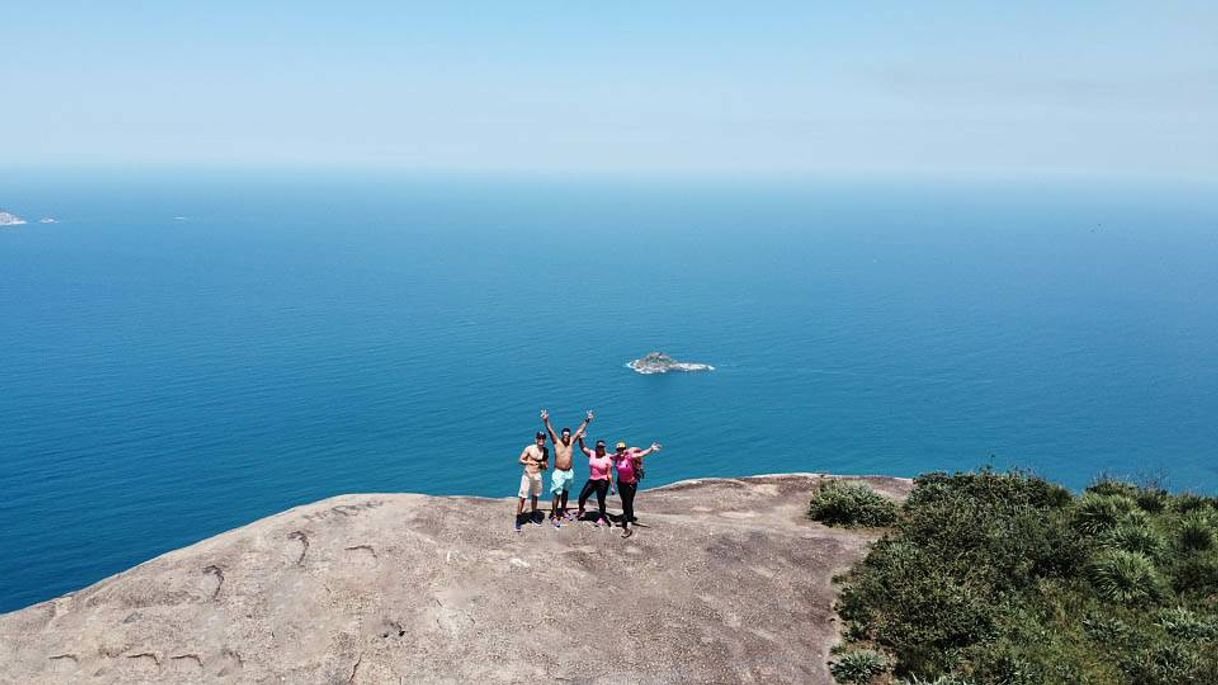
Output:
top-left (550, 468), bottom-right (575, 494)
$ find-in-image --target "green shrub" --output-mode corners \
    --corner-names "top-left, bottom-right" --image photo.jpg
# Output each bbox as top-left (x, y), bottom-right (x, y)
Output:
top-left (899, 677), bottom-right (977, 685)
top-left (809, 481), bottom-right (899, 528)
top-left (1087, 477), bottom-right (1140, 499)
top-left (1073, 493), bottom-right (1137, 536)
top-left (1136, 488), bottom-right (1169, 513)
top-left (832, 469), bottom-right (1218, 682)
top-left (1082, 613), bottom-right (1131, 643)
top-left (837, 539), bottom-right (998, 668)
top-left (829, 649), bottom-right (889, 684)
top-left (1101, 522), bottom-right (1168, 561)
top-left (1177, 512), bottom-right (1215, 552)
top-left (912, 469), bottom-right (1071, 511)
top-left (1086, 550), bottom-right (1164, 605)
top-left (1172, 493), bottom-right (1212, 514)
top-left (1170, 553), bottom-right (1218, 596)
top-left (1158, 607), bottom-right (1218, 640)
top-left (1120, 641), bottom-right (1217, 685)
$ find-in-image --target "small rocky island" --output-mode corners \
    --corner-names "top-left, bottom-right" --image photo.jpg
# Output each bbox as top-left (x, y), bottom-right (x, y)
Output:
top-left (0, 210), bottom-right (28, 226)
top-left (627, 351), bottom-right (715, 375)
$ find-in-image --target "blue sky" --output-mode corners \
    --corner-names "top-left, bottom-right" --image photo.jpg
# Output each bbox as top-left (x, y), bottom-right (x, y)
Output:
top-left (2, 2), bottom-right (1215, 177)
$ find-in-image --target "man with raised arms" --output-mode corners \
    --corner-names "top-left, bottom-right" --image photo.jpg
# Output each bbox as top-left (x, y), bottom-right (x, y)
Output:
top-left (514, 430), bottom-right (549, 532)
top-left (540, 409), bottom-right (594, 526)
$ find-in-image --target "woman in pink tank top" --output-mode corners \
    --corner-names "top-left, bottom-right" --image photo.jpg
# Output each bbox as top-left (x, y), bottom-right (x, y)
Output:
top-left (576, 438), bottom-right (614, 525)
top-left (612, 441), bottom-right (662, 538)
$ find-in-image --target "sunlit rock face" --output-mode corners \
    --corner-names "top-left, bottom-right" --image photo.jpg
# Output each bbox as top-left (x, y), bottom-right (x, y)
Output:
top-left (0, 474), bottom-right (912, 684)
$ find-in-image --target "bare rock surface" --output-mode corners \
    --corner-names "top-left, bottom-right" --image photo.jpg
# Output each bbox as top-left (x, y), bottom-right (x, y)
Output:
top-left (0, 474), bottom-right (912, 684)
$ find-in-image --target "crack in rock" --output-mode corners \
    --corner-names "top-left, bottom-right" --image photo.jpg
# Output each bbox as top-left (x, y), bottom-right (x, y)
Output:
top-left (203, 565), bottom-right (225, 600)
top-left (127, 652), bottom-right (161, 667)
top-left (345, 544), bottom-right (377, 559)
top-left (48, 654), bottom-right (77, 663)
top-left (169, 653), bottom-right (203, 668)
top-left (347, 653), bottom-right (363, 684)
top-left (288, 531), bottom-right (310, 566)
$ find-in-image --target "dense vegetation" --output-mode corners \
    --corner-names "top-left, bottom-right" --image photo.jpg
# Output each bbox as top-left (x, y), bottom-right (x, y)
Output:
top-left (823, 470), bottom-right (1218, 684)
top-left (809, 480), bottom-right (900, 528)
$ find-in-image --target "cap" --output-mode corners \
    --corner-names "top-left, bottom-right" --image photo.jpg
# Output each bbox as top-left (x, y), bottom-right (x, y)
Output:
top-left (616, 441), bottom-right (628, 450)
top-left (536, 431), bottom-right (547, 439)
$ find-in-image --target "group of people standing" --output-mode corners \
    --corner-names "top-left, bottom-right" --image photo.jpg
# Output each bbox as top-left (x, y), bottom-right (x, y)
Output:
top-left (516, 410), bottom-right (661, 538)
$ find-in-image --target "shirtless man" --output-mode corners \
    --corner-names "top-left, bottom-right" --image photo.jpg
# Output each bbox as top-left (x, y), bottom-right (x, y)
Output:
top-left (515, 430), bottom-right (549, 532)
top-left (541, 409), bottom-right (594, 526)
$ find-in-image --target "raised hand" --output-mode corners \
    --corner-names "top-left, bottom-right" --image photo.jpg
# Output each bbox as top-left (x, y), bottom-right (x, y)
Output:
top-left (540, 409), bottom-right (549, 421)
top-left (586, 410), bottom-right (595, 422)
top-left (650, 442), bottom-right (662, 452)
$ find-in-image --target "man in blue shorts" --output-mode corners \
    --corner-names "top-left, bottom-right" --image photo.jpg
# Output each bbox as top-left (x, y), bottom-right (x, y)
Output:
top-left (541, 409), bottom-right (593, 526)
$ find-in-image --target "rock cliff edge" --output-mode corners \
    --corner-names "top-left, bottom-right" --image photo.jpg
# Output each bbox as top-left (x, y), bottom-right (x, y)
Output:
top-left (0, 474), bottom-right (912, 684)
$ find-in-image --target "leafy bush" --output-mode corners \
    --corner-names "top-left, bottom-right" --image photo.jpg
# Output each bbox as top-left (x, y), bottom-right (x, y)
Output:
top-left (1136, 489), bottom-right (1169, 514)
top-left (1158, 607), bottom-right (1218, 640)
top-left (1170, 553), bottom-right (1218, 596)
top-left (1120, 641), bottom-right (1218, 685)
top-left (809, 481), bottom-right (899, 528)
top-left (1101, 522), bottom-right (1168, 561)
top-left (1073, 493), bottom-right (1137, 536)
top-left (1172, 493), bottom-right (1214, 514)
top-left (829, 649), bottom-right (889, 684)
top-left (1176, 512), bottom-right (1214, 552)
top-left (1087, 550), bottom-right (1164, 605)
top-left (900, 678), bottom-right (977, 685)
top-left (1087, 477), bottom-right (1140, 499)
top-left (831, 469), bottom-right (1218, 683)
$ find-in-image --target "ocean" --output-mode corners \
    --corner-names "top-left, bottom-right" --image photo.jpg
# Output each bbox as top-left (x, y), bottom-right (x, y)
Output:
top-left (1, 170), bottom-right (1215, 612)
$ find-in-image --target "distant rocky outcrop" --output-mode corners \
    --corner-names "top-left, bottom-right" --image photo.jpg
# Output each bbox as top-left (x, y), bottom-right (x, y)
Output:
top-left (0, 474), bottom-right (911, 684)
top-left (627, 351), bottom-right (715, 374)
top-left (0, 210), bottom-right (27, 226)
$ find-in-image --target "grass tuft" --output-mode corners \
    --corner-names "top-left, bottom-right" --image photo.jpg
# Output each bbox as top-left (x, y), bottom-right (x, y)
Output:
top-left (829, 649), bottom-right (889, 684)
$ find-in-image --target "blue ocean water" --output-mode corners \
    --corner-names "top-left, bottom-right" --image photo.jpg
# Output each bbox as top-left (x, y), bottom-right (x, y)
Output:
top-left (1, 171), bottom-right (1216, 612)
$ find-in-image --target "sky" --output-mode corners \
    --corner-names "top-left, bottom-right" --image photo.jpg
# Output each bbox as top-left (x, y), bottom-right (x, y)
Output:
top-left (2, 2), bottom-right (1215, 178)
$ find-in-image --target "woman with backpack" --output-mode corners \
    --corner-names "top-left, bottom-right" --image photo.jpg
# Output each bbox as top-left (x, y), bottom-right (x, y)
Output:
top-left (611, 441), bottom-right (661, 538)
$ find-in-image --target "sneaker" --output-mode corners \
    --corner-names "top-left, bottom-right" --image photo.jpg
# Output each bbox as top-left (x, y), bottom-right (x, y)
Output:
top-left (622, 528), bottom-right (633, 539)
top-left (551, 516), bottom-right (562, 529)
top-left (514, 522), bottom-right (523, 533)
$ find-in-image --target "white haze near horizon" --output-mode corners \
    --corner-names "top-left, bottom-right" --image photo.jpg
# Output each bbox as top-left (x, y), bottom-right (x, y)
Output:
top-left (0, 1), bottom-right (1215, 179)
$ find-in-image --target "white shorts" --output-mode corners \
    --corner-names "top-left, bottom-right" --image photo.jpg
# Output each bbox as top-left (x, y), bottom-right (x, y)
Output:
top-left (518, 472), bottom-right (543, 498)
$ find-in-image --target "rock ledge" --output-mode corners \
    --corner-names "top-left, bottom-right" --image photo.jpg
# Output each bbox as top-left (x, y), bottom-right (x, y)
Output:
top-left (0, 474), bottom-right (912, 684)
